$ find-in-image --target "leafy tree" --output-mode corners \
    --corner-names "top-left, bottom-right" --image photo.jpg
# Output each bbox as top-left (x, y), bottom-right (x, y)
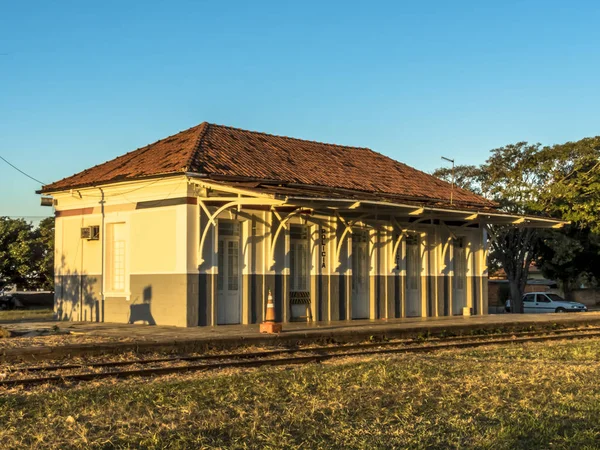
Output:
top-left (434, 143), bottom-right (547, 313)
top-left (531, 137), bottom-right (600, 295)
top-left (537, 226), bottom-right (600, 298)
top-left (436, 137), bottom-right (600, 311)
top-left (32, 217), bottom-right (55, 290)
top-left (0, 217), bottom-right (34, 289)
top-left (535, 137), bottom-right (600, 232)
top-left (0, 217), bottom-right (54, 291)
top-left (428, 165), bottom-right (485, 195)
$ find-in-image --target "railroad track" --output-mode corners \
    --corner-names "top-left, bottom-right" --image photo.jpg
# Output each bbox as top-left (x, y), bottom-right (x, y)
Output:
top-left (3, 327), bottom-right (600, 388)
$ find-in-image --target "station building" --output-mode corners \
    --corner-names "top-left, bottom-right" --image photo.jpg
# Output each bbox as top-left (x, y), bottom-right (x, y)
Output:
top-left (39, 122), bottom-right (560, 327)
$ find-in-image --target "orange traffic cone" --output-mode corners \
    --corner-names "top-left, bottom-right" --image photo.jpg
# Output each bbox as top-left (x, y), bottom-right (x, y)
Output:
top-left (260, 289), bottom-right (282, 334)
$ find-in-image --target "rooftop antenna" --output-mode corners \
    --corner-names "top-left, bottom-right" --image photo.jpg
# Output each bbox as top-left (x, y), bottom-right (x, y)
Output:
top-left (441, 156), bottom-right (455, 205)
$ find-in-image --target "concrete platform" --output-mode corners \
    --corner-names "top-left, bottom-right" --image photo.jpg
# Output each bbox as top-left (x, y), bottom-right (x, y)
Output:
top-left (3, 312), bottom-right (600, 362)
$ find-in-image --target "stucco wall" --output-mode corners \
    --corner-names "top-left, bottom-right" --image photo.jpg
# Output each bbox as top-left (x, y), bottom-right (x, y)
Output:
top-left (49, 177), bottom-right (490, 327)
top-left (52, 177), bottom-right (196, 327)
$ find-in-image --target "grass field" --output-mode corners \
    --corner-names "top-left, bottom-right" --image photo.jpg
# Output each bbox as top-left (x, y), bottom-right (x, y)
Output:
top-left (2, 338), bottom-right (600, 449)
top-left (0, 308), bottom-right (54, 323)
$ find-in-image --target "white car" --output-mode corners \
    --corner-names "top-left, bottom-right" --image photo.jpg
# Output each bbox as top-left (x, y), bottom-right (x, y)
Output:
top-left (505, 292), bottom-right (588, 313)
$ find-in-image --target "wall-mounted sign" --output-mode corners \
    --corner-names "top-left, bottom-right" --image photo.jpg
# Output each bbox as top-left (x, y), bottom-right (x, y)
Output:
top-left (321, 228), bottom-right (327, 269)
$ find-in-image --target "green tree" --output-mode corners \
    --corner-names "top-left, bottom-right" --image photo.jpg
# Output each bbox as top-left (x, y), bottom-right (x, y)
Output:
top-left (537, 226), bottom-right (600, 298)
top-left (0, 216), bottom-right (55, 290)
top-left (428, 164), bottom-right (485, 195)
top-left (436, 137), bottom-right (600, 312)
top-left (532, 137), bottom-right (600, 295)
top-left (434, 143), bottom-right (547, 313)
top-left (32, 217), bottom-right (55, 290)
top-left (0, 217), bottom-right (35, 289)
top-left (536, 137), bottom-right (600, 232)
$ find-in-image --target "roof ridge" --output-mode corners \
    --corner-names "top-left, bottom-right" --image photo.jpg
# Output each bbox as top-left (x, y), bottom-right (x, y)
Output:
top-left (184, 122), bottom-right (210, 172)
top-left (207, 122), bottom-right (372, 151)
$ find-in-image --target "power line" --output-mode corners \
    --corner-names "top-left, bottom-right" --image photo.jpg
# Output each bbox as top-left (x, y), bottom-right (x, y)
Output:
top-left (0, 155), bottom-right (46, 185)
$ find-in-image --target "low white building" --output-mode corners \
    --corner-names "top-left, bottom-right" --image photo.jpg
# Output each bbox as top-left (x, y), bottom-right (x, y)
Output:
top-left (39, 122), bottom-right (561, 327)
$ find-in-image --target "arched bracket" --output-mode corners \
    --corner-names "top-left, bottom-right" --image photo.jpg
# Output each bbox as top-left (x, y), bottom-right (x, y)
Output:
top-left (269, 207), bottom-right (313, 267)
top-left (197, 197), bottom-right (286, 266)
top-left (390, 217), bottom-right (406, 262)
top-left (465, 241), bottom-right (473, 277)
top-left (334, 212), bottom-right (372, 266)
top-left (440, 236), bottom-right (453, 271)
top-left (391, 217), bottom-right (428, 271)
top-left (198, 201), bottom-right (240, 266)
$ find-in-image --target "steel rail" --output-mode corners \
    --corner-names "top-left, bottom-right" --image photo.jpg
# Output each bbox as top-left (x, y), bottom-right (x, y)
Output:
top-left (15, 325), bottom-right (600, 373)
top-left (2, 330), bottom-right (600, 388)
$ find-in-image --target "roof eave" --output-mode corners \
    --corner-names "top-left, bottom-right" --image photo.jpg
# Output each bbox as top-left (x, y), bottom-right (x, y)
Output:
top-left (197, 175), bottom-right (497, 210)
top-left (37, 171), bottom-right (192, 195)
top-left (282, 195), bottom-right (567, 228)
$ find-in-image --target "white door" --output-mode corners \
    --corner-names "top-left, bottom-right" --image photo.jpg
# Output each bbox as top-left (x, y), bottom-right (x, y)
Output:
top-left (290, 225), bottom-right (310, 319)
top-left (352, 232), bottom-right (369, 319)
top-left (405, 236), bottom-right (421, 317)
top-left (452, 239), bottom-right (467, 315)
top-left (217, 236), bottom-right (241, 325)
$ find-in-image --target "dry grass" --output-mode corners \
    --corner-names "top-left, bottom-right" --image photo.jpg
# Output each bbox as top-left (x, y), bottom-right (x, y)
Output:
top-left (0, 309), bottom-right (54, 323)
top-left (0, 333), bottom-right (138, 349)
top-left (2, 338), bottom-right (600, 449)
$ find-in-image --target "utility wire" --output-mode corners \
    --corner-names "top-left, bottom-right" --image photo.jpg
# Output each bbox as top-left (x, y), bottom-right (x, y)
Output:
top-left (0, 155), bottom-right (46, 185)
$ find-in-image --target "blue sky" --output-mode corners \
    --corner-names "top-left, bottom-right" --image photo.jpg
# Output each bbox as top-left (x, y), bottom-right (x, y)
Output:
top-left (1, 0), bottom-right (599, 222)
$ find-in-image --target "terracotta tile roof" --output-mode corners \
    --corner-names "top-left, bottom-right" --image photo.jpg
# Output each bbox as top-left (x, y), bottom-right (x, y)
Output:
top-left (41, 122), bottom-right (496, 209)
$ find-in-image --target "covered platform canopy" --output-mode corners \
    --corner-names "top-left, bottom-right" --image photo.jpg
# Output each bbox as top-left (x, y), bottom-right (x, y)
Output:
top-left (191, 175), bottom-right (567, 266)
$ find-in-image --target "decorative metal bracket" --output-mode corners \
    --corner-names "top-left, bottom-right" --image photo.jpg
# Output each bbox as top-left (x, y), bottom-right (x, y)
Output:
top-left (197, 197), bottom-right (285, 265)
top-left (334, 212), bottom-right (372, 266)
top-left (269, 207), bottom-right (313, 267)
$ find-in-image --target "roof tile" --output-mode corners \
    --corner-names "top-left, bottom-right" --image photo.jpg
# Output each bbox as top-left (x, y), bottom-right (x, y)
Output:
top-left (42, 122), bottom-right (494, 208)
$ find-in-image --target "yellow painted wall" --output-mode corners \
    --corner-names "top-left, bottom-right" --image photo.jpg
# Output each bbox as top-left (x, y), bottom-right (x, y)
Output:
top-left (49, 176), bottom-right (490, 326)
top-left (52, 176), bottom-right (196, 326)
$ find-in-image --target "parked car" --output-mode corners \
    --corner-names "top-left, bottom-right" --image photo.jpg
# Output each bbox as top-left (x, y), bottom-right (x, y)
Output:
top-left (505, 292), bottom-right (588, 313)
top-left (0, 294), bottom-right (25, 310)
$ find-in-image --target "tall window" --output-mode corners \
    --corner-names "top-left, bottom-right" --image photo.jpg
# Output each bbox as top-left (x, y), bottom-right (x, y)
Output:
top-left (453, 237), bottom-right (466, 290)
top-left (227, 240), bottom-right (239, 291)
top-left (405, 234), bottom-right (419, 290)
top-left (107, 223), bottom-right (126, 292)
top-left (351, 230), bottom-right (369, 292)
top-left (290, 225), bottom-right (309, 291)
top-left (217, 220), bottom-right (240, 292)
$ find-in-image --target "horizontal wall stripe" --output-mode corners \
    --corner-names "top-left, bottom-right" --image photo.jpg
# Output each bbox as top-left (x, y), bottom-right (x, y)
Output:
top-left (136, 197), bottom-right (197, 209)
top-left (56, 203), bottom-right (136, 217)
top-left (55, 207), bottom-right (95, 217)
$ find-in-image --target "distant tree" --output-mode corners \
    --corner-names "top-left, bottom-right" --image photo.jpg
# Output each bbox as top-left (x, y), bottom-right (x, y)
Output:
top-left (532, 137), bottom-right (600, 295)
top-left (32, 217), bottom-right (55, 290)
top-left (434, 143), bottom-right (547, 313)
top-left (0, 216), bottom-right (55, 291)
top-left (535, 136), bottom-right (600, 232)
top-left (0, 217), bottom-right (35, 289)
top-left (537, 226), bottom-right (600, 298)
top-left (429, 165), bottom-right (485, 195)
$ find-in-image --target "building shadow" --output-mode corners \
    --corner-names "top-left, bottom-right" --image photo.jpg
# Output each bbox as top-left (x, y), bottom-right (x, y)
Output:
top-left (128, 285), bottom-right (156, 325)
top-left (55, 256), bottom-right (100, 322)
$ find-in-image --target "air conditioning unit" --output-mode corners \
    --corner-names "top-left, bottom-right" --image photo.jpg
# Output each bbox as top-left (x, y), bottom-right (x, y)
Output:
top-left (81, 226), bottom-right (100, 240)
